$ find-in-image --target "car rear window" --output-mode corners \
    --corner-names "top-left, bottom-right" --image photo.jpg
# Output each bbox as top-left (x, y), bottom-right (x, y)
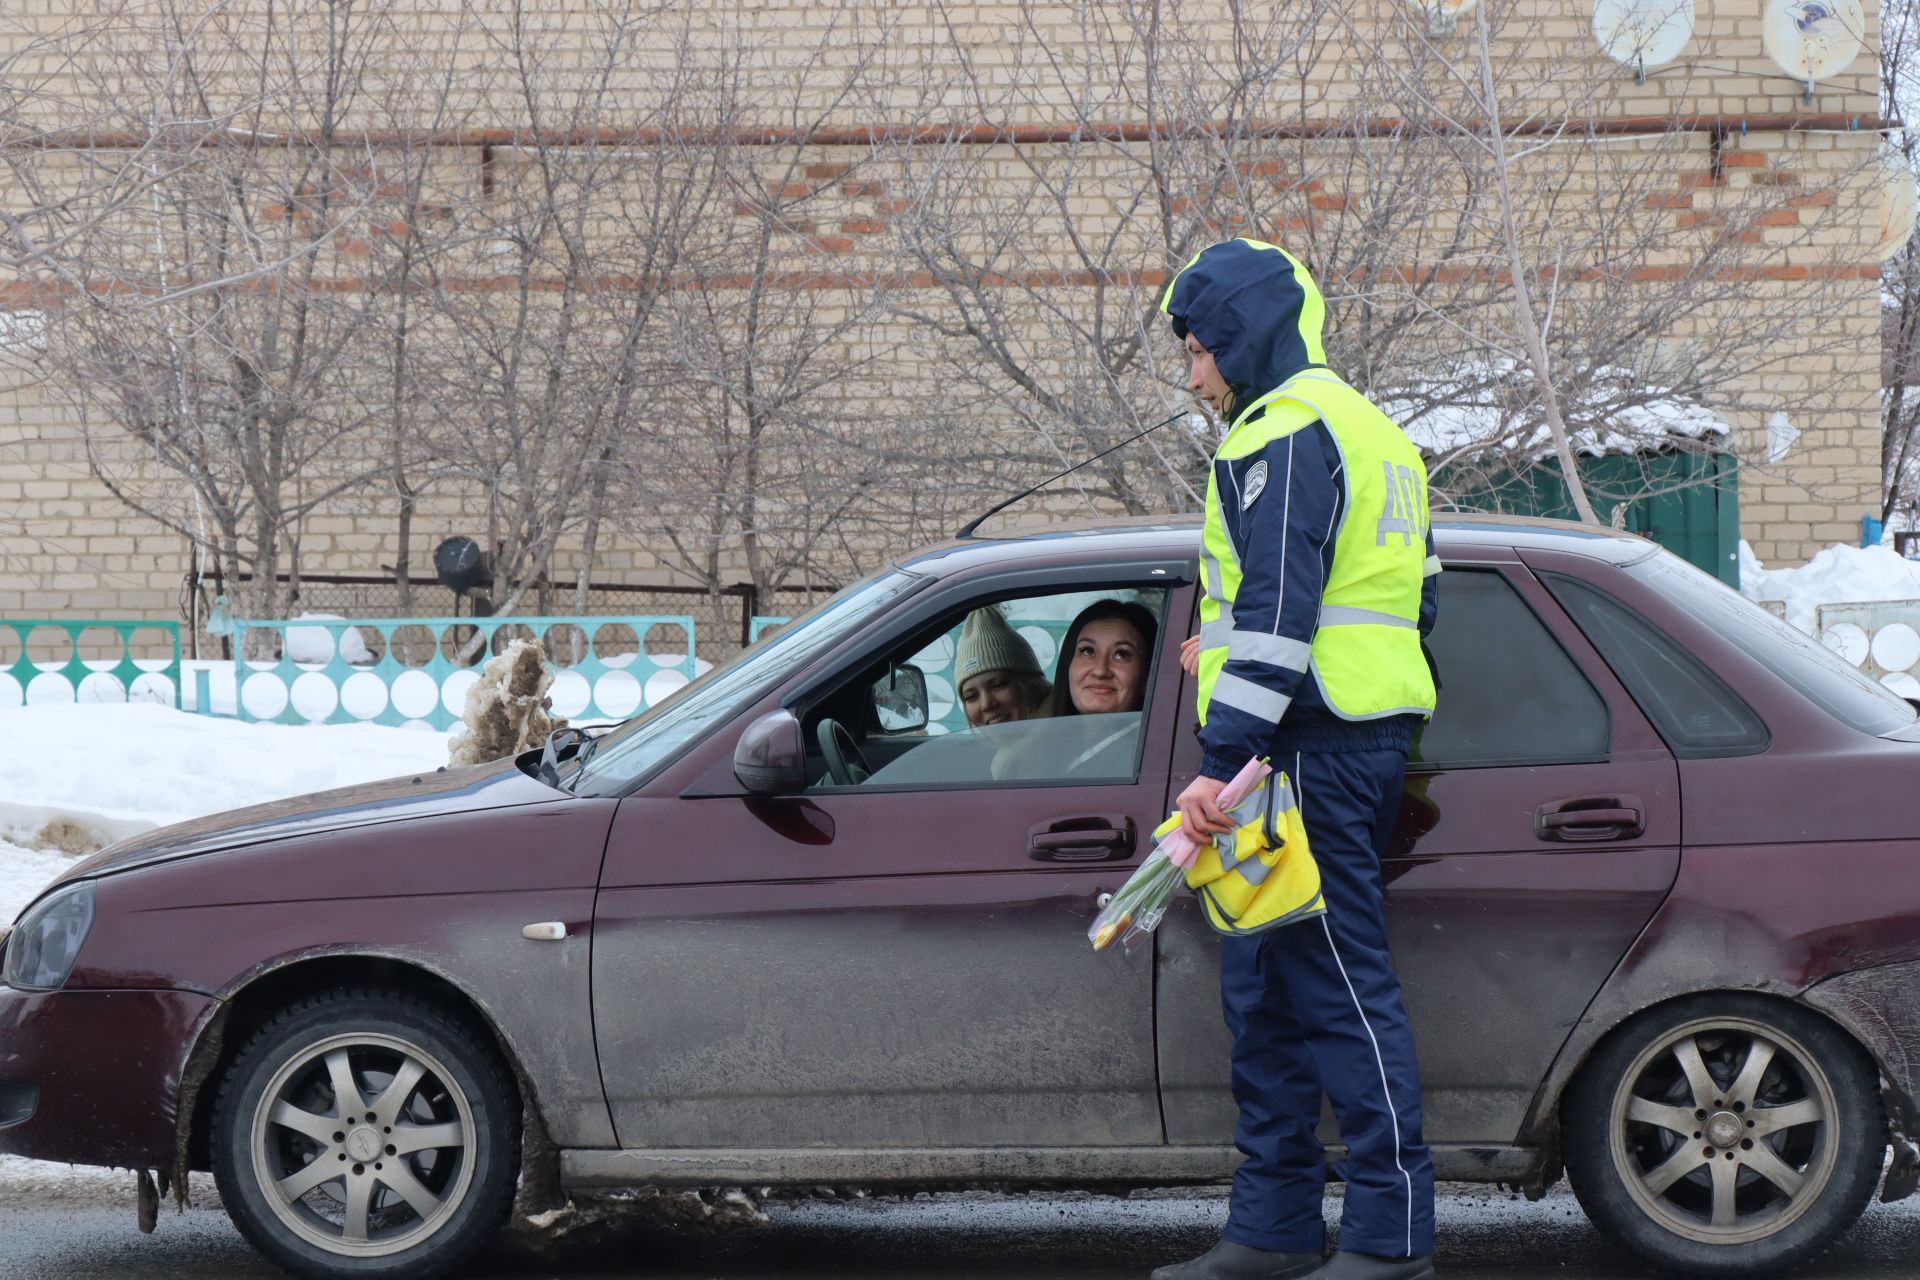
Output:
top-left (1629, 552), bottom-right (1920, 737)
top-left (1545, 573), bottom-right (1769, 758)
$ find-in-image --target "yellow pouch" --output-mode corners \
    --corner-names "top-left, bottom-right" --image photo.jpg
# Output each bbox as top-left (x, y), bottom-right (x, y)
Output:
top-left (1177, 773), bottom-right (1326, 937)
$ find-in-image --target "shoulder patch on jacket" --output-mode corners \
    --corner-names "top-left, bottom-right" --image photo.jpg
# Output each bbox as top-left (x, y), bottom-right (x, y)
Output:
top-left (1241, 460), bottom-right (1268, 510)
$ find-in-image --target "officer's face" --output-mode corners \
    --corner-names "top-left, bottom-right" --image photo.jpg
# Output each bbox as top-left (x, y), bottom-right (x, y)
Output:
top-left (1185, 334), bottom-right (1233, 419)
top-left (1068, 619), bottom-right (1148, 716)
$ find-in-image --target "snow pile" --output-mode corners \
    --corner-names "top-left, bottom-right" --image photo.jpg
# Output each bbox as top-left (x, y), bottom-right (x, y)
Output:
top-left (0, 704), bottom-right (451, 863)
top-left (0, 837), bottom-right (84, 924)
top-left (447, 639), bottom-right (565, 767)
top-left (1739, 541), bottom-right (1920, 634)
top-left (283, 613), bottom-right (374, 665)
top-left (1385, 363), bottom-right (1728, 459)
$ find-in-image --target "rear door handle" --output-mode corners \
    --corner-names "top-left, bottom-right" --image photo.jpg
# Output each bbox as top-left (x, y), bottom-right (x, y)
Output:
top-left (1534, 796), bottom-right (1645, 842)
top-left (1028, 816), bottom-right (1136, 862)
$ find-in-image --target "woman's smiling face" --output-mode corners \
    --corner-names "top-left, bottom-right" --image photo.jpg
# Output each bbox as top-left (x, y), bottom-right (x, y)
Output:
top-left (1068, 619), bottom-right (1148, 715)
top-left (960, 669), bottom-right (1032, 726)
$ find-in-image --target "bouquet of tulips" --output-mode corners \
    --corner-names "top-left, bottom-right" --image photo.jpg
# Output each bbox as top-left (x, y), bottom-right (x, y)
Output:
top-left (1087, 755), bottom-right (1273, 952)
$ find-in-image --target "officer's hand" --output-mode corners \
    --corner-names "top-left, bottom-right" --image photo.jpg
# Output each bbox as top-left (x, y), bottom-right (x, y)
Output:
top-left (1177, 775), bottom-right (1235, 840)
top-left (1179, 634), bottom-right (1200, 676)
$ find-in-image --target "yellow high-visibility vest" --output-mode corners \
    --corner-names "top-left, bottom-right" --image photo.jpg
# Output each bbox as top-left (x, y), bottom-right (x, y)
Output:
top-left (1195, 367), bottom-right (1438, 726)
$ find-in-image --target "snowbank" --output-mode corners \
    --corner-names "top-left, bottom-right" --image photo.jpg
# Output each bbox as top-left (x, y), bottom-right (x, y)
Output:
top-left (0, 704), bottom-right (452, 860)
top-left (1740, 541), bottom-right (1920, 635)
top-left (0, 836), bottom-right (82, 924)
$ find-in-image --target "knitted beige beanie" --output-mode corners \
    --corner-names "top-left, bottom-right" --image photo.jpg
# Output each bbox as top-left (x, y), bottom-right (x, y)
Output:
top-left (956, 606), bottom-right (1042, 681)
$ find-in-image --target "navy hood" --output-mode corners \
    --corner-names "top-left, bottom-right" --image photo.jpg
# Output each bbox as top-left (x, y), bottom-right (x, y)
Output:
top-left (1161, 238), bottom-right (1329, 416)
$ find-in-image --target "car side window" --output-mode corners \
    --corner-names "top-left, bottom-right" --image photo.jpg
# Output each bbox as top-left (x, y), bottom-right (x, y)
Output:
top-left (800, 587), bottom-right (1169, 790)
top-left (1414, 569), bottom-right (1609, 769)
top-left (1543, 573), bottom-right (1770, 759)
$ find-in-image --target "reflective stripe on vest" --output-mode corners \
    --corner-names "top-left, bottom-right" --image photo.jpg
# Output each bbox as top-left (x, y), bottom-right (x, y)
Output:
top-left (1320, 605), bottom-right (1416, 630)
top-left (1195, 368), bottom-right (1436, 726)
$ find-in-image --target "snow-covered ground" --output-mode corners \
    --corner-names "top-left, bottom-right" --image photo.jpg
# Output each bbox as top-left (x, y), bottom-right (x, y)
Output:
top-left (1740, 541), bottom-right (1920, 635)
top-left (0, 705), bottom-right (452, 922)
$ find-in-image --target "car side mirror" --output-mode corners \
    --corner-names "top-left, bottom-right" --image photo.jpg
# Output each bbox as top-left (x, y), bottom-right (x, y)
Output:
top-left (733, 709), bottom-right (807, 794)
top-left (872, 662), bottom-right (929, 732)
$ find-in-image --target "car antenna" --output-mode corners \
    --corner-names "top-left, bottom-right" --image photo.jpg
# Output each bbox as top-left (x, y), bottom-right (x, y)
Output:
top-left (954, 411), bottom-right (1189, 539)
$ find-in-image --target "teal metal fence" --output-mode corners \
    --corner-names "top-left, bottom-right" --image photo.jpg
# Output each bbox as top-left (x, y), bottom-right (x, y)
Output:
top-left (220, 615), bottom-right (699, 729)
top-left (0, 619), bottom-right (181, 709)
top-left (749, 616), bottom-right (790, 644)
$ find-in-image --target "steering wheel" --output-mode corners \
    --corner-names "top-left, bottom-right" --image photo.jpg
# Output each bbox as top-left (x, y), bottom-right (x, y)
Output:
top-left (816, 717), bottom-right (873, 785)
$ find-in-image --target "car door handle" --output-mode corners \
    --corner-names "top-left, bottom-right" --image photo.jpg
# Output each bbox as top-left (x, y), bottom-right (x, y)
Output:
top-left (1027, 816), bottom-right (1136, 862)
top-left (1535, 796), bottom-right (1645, 842)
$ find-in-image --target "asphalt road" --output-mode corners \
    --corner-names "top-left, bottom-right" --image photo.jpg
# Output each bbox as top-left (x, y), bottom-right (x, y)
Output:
top-left (6, 1183), bottom-right (1920, 1278)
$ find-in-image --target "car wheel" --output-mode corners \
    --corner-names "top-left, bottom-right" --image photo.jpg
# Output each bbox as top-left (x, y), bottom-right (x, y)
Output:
top-left (211, 988), bottom-right (519, 1280)
top-left (1564, 993), bottom-right (1884, 1276)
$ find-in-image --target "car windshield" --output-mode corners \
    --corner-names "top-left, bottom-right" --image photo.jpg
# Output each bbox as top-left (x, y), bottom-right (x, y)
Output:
top-left (567, 569), bottom-right (927, 795)
top-left (1630, 552), bottom-right (1919, 737)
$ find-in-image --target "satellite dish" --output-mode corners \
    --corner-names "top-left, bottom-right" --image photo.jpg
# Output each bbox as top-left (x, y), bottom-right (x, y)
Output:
top-left (433, 536), bottom-right (492, 594)
top-left (1410, 0), bottom-right (1478, 34)
top-left (1592, 0), bottom-right (1694, 79)
top-left (1876, 146), bottom-right (1919, 262)
top-left (1762, 0), bottom-right (1865, 90)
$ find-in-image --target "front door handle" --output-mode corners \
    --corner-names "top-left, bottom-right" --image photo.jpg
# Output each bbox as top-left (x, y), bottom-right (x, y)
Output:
top-left (1535, 796), bottom-right (1645, 842)
top-left (1027, 816), bottom-right (1136, 862)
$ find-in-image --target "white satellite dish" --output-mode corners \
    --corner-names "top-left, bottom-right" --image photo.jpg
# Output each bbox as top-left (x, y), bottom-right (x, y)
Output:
top-left (1876, 146), bottom-right (1919, 262)
top-left (1762, 0), bottom-right (1865, 92)
top-left (1592, 0), bottom-right (1695, 80)
top-left (1411, 0), bottom-right (1479, 35)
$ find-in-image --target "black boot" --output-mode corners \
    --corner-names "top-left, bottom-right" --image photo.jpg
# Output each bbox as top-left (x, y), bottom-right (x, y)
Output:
top-left (1303, 1251), bottom-right (1435, 1280)
top-left (1149, 1240), bottom-right (1324, 1280)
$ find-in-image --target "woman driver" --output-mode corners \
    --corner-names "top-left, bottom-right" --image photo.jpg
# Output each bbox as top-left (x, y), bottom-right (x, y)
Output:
top-left (956, 606), bottom-right (1052, 728)
top-left (1051, 599), bottom-right (1158, 717)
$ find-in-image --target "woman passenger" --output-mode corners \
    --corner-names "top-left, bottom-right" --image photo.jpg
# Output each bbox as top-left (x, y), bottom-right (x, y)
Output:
top-left (956, 606), bottom-right (1051, 728)
top-left (1051, 599), bottom-right (1158, 717)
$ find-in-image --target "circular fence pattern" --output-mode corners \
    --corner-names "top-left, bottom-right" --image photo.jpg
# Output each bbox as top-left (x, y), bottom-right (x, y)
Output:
top-left (1816, 602), bottom-right (1920, 703)
top-left (222, 616), bottom-right (700, 729)
top-left (0, 620), bottom-right (182, 709)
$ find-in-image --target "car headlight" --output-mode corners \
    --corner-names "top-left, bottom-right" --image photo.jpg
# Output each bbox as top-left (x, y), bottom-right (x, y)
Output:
top-left (3, 882), bottom-right (96, 992)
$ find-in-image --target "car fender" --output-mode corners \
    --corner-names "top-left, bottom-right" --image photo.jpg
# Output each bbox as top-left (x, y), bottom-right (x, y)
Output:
top-left (1521, 842), bottom-right (1920, 1171)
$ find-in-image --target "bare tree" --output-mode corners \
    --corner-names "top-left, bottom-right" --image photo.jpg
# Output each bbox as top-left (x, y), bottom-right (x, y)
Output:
top-left (16, 0), bottom-right (406, 624)
top-left (626, 1), bottom-right (914, 604)
top-left (350, 31), bottom-right (479, 616)
top-left (880, 0), bottom-right (1337, 528)
top-left (423, 0), bottom-right (728, 629)
top-left (1332, 0), bottom-right (1878, 524)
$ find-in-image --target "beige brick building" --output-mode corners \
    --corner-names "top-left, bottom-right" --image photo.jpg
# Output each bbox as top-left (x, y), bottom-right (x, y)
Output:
top-left (0, 0), bottom-right (1895, 635)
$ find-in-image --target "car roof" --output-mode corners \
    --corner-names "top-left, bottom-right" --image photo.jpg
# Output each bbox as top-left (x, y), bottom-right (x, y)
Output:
top-left (898, 512), bottom-right (1659, 578)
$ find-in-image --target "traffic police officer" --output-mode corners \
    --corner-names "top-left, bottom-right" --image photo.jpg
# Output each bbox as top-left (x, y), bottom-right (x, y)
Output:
top-left (1154, 239), bottom-right (1440, 1280)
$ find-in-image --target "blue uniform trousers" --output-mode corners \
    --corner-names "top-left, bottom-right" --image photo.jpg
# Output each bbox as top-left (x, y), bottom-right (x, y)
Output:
top-left (1218, 742), bottom-right (1435, 1260)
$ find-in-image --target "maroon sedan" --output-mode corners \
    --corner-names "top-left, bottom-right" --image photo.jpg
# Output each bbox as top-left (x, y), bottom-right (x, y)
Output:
top-left (3, 515), bottom-right (1918, 1279)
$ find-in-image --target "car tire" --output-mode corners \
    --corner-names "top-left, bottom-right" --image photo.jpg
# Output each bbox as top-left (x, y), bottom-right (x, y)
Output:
top-left (1563, 993), bottom-right (1884, 1276)
top-left (210, 988), bottom-right (519, 1280)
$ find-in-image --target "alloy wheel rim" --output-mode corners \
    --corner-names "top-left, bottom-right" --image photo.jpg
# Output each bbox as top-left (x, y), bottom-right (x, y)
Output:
top-left (249, 1031), bottom-right (477, 1258)
top-left (1609, 1015), bottom-right (1838, 1246)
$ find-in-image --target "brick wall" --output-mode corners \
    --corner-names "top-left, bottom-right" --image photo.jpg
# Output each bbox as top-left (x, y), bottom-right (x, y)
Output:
top-left (0, 0), bottom-right (1894, 621)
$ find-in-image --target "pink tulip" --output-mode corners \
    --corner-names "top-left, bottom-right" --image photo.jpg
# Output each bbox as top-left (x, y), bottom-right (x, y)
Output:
top-left (1164, 756), bottom-right (1272, 869)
